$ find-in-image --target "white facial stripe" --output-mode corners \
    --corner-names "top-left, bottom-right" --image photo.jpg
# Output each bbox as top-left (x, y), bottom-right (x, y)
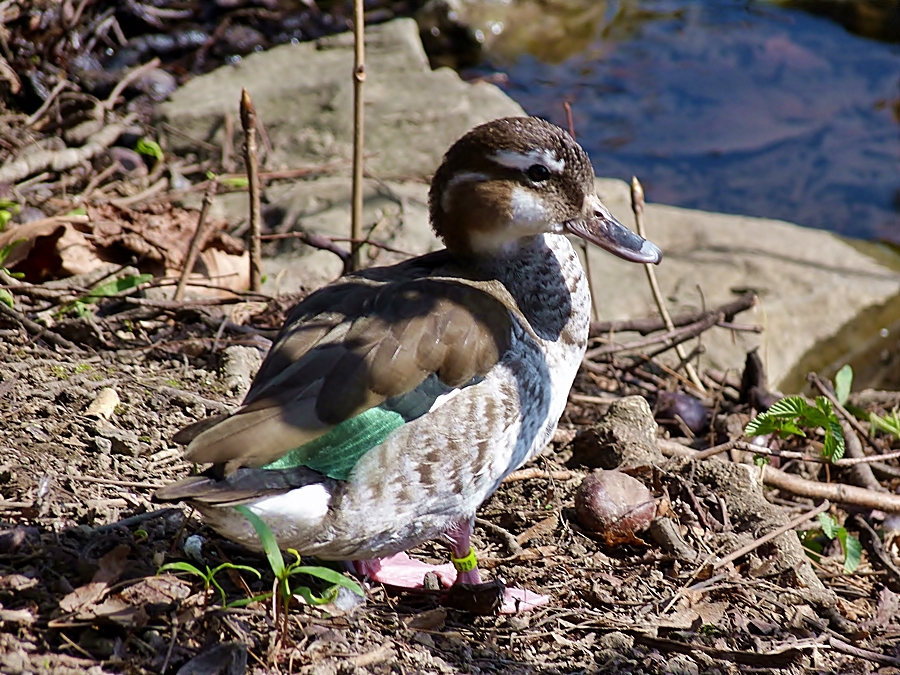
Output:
top-left (509, 186), bottom-right (549, 226)
top-left (490, 149), bottom-right (565, 174)
top-left (442, 171), bottom-right (488, 213)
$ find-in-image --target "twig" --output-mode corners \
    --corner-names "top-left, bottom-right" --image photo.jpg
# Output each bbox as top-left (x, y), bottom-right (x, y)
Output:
top-left (659, 438), bottom-right (900, 512)
top-left (26, 79), bottom-right (72, 126)
top-left (65, 474), bottom-right (165, 490)
top-left (109, 176), bottom-right (168, 207)
top-left (590, 291), bottom-right (757, 336)
top-left (259, 231), bottom-right (351, 268)
top-left (850, 514), bottom-right (900, 591)
top-left (474, 517), bottom-right (523, 556)
top-left (92, 507), bottom-right (181, 533)
top-left (240, 89), bottom-right (263, 292)
top-left (0, 301), bottom-right (80, 351)
top-left (828, 637), bottom-right (900, 667)
top-left (586, 311), bottom-right (722, 360)
top-left (503, 468), bottom-right (576, 483)
top-left (174, 180), bottom-right (218, 302)
top-left (350, 0), bottom-right (366, 272)
top-left (712, 501), bottom-right (830, 570)
top-left (1, 114), bottom-right (138, 185)
top-left (103, 58), bottom-right (161, 111)
top-left (631, 177), bottom-right (703, 392)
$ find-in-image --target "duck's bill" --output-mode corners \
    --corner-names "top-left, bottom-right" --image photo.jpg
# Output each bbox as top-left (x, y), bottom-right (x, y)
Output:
top-left (564, 199), bottom-right (662, 265)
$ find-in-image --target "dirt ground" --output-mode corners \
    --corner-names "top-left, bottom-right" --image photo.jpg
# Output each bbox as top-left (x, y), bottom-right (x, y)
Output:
top-left (1, 324), bottom-right (899, 675)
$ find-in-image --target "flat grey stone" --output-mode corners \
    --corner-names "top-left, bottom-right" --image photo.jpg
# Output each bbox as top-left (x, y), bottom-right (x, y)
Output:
top-left (156, 19), bottom-right (524, 179)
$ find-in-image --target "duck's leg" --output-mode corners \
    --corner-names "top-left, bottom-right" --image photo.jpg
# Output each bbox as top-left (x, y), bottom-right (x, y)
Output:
top-left (444, 519), bottom-right (550, 614)
top-left (353, 519), bottom-right (550, 613)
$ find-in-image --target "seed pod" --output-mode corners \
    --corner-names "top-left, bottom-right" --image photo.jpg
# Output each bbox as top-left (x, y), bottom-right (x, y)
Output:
top-left (575, 469), bottom-right (655, 546)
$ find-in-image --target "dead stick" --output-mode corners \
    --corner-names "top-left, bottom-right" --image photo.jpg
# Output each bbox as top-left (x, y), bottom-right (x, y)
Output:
top-left (350, 0), bottom-right (366, 272)
top-left (631, 177), bottom-right (704, 392)
top-left (503, 468), bottom-right (576, 483)
top-left (240, 89), bottom-right (263, 292)
top-left (0, 301), bottom-right (80, 351)
top-left (590, 291), bottom-right (757, 336)
top-left (586, 311), bottom-right (722, 359)
top-left (173, 180), bottom-right (218, 302)
top-left (712, 500), bottom-right (830, 570)
top-left (103, 58), bottom-right (161, 111)
top-left (659, 438), bottom-right (900, 512)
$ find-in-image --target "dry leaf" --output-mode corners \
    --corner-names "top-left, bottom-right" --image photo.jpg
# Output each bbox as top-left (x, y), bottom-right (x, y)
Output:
top-left (59, 544), bottom-right (129, 614)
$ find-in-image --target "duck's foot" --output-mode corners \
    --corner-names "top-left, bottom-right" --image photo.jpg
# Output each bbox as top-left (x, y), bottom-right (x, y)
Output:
top-left (352, 552), bottom-right (549, 614)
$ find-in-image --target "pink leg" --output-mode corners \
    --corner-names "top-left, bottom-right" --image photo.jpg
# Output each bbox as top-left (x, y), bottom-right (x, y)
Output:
top-left (353, 519), bottom-right (550, 614)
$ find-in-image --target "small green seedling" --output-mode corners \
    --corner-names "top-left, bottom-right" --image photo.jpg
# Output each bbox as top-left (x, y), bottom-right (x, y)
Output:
top-left (745, 396), bottom-right (845, 461)
top-left (833, 364), bottom-right (852, 406)
top-left (206, 170), bottom-right (248, 188)
top-left (800, 513), bottom-right (861, 573)
top-left (136, 138), bottom-right (164, 162)
top-left (0, 200), bottom-right (18, 231)
top-left (158, 560), bottom-right (261, 607)
top-left (59, 273), bottom-right (153, 317)
top-left (234, 505), bottom-right (363, 624)
top-left (0, 239), bottom-right (25, 308)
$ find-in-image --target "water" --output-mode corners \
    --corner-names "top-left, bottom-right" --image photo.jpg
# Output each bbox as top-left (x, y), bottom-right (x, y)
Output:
top-left (470, 0), bottom-right (900, 242)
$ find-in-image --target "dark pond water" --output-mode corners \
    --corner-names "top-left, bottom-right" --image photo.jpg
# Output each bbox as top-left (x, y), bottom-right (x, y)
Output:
top-left (469, 0), bottom-right (900, 242)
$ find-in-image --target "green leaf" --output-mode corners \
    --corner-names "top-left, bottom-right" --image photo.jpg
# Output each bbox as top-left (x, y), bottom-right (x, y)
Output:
top-left (63, 207), bottom-right (87, 217)
top-left (0, 239), bottom-right (25, 268)
top-left (292, 585), bottom-right (330, 606)
top-left (753, 454), bottom-right (770, 467)
top-left (234, 505), bottom-right (285, 578)
top-left (227, 592), bottom-right (273, 608)
top-left (136, 138), bottom-right (164, 161)
top-left (841, 533), bottom-right (862, 573)
top-left (870, 411), bottom-right (900, 438)
top-left (84, 273), bottom-right (153, 302)
top-left (818, 512), bottom-right (837, 539)
top-left (287, 565), bottom-right (365, 596)
top-left (0, 288), bottom-right (13, 308)
top-left (764, 396), bottom-right (813, 420)
top-left (0, 210), bottom-right (12, 230)
top-left (158, 561), bottom-right (208, 579)
top-left (220, 176), bottom-right (249, 188)
top-left (834, 365), bottom-right (853, 406)
top-left (0, 199), bottom-right (19, 212)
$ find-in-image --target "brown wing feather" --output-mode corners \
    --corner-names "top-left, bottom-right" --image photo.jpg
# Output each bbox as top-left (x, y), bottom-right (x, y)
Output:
top-left (181, 273), bottom-right (514, 471)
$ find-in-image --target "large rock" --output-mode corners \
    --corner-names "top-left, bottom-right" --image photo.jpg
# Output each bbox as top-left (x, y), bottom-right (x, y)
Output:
top-left (156, 19), bottom-right (524, 179)
top-left (587, 178), bottom-right (900, 391)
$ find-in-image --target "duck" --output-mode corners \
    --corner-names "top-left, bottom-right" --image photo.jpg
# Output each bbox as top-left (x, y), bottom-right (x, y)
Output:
top-left (154, 116), bottom-right (661, 613)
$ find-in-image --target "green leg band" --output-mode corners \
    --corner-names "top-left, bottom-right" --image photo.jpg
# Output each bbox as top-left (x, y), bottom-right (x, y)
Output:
top-left (451, 546), bottom-right (478, 573)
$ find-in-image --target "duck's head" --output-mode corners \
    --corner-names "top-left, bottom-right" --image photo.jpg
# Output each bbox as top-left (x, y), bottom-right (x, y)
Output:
top-left (429, 116), bottom-right (661, 263)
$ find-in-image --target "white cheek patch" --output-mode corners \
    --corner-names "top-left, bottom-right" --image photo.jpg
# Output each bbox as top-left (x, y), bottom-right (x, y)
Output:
top-left (442, 171), bottom-right (489, 213)
top-left (509, 186), bottom-right (549, 228)
top-left (250, 484), bottom-right (331, 523)
top-left (490, 149), bottom-right (565, 175)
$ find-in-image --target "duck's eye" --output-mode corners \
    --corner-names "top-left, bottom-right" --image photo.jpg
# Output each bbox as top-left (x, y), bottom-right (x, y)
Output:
top-left (526, 164), bottom-right (551, 182)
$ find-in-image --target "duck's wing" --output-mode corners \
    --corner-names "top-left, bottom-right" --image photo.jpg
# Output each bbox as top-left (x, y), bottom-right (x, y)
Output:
top-left (163, 275), bottom-right (514, 481)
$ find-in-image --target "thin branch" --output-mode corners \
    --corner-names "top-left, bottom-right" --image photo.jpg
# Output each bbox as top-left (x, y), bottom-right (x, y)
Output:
top-left (174, 179), bottom-right (218, 301)
top-left (590, 291), bottom-right (757, 336)
top-left (631, 177), bottom-right (704, 392)
top-left (103, 58), bottom-right (161, 111)
top-left (712, 501), bottom-right (830, 570)
top-left (240, 89), bottom-right (263, 292)
top-left (0, 301), bottom-right (80, 351)
top-left (350, 0), bottom-right (366, 272)
top-left (586, 310), bottom-right (722, 360)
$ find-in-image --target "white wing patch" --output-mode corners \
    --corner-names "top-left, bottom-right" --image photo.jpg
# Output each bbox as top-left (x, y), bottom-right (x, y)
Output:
top-left (250, 484), bottom-right (331, 524)
top-left (428, 387), bottom-right (461, 413)
top-left (490, 149), bottom-right (565, 174)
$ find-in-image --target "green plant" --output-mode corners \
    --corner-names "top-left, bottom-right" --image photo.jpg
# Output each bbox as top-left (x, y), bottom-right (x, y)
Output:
top-left (233, 505), bottom-right (363, 623)
top-left (800, 513), bottom-right (861, 573)
top-left (0, 199), bottom-right (19, 232)
top-left (59, 273), bottom-right (153, 317)
top-left (0, 239), bottom-right (25, 308)
top-left (745, 395), bottom-right (845, 461)
top-left (158, 560), bottom-right (262, 607)
top-left (136, 138), bottom-right (164, 162)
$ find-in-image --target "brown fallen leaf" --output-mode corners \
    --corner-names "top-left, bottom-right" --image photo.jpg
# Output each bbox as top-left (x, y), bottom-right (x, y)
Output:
top-left (0, 574), bottom-right (38, 591)
top-left (59, 544), bottom-right (130, 614)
